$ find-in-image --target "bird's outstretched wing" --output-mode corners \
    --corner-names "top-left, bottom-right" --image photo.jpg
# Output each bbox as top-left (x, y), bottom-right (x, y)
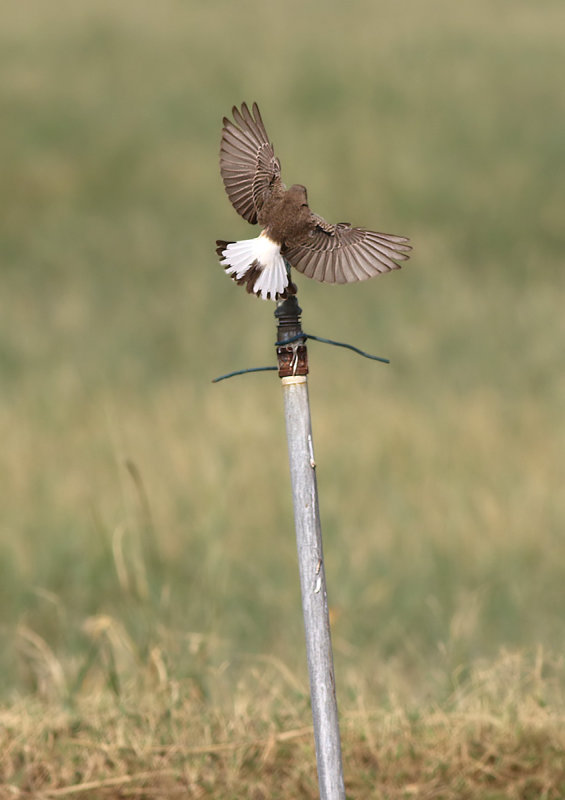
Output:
top-left (284, 218), bottom-right (411, 284)
top-left (220, 102), bottom-right (282, 225)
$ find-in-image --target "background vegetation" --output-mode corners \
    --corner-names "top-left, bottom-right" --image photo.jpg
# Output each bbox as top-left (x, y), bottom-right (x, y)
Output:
top-left (1, 0), bottom-right (564, 796)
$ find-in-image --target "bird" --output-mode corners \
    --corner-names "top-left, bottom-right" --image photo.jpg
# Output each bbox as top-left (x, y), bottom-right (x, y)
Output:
top-left (216, 102), bottom-right (411, 301)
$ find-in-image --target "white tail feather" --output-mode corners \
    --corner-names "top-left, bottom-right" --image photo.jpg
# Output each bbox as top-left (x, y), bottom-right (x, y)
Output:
top-left (220, 233), bottom-right (288, 300)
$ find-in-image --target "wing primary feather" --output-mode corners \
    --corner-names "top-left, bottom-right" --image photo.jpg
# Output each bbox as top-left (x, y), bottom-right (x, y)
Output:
top-left (363, 244), bottom-right (400, 272)
top-left (343, 246), bottom-right (368, 282)
top-left (349, 248), bottom-right (375, 280)
top-left (312, 253), bottom-right (328, 282)
top-left (366, 234), bottom-right (411, 260)
top-left (220, 102), bottom-right (281, 223)
top-left (299, 248), bottom-right (318, 279)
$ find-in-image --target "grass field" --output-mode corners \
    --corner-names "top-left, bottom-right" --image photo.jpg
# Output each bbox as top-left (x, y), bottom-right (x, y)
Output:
top-left (1, 0), bottom-right (565, 796)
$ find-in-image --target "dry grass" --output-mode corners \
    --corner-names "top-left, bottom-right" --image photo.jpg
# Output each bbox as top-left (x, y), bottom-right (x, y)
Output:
top-left (1, 652), bottom-right (564, 798)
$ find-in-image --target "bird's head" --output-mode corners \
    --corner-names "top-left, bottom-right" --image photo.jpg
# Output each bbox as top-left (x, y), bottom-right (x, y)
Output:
top-left (288, 184), bottom-right (309, 207)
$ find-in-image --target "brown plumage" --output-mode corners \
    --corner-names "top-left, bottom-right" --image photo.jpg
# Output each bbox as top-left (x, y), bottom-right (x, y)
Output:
top-left (217, 102), bottom-right (411, 300)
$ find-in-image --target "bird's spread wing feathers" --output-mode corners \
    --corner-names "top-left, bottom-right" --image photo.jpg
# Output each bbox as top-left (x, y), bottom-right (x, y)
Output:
top-left (219, 102), bottom-right (412, 290)
top-left (220, 102), bottom-right (282, 224)
top-left (284, 218), bottom-right (412, 284)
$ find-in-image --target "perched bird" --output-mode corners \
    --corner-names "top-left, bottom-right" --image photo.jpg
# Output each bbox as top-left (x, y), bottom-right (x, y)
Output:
top-left (217, 102), bottom-right (411, 301)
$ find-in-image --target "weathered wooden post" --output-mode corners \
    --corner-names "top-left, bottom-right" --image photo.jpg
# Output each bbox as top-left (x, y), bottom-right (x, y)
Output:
top-left (276, 295), bottom-right (346, 800)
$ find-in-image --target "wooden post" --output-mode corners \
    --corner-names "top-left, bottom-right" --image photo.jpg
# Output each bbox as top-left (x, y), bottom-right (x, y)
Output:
top-left (276, 297), bottom-right (346, 800)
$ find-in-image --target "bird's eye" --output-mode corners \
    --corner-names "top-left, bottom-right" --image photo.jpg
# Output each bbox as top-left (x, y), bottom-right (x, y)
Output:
top-left (301, 203), bottom-right (308, 208)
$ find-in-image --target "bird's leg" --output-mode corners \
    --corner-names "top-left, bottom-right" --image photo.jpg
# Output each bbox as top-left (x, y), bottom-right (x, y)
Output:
top-left (284, 259), bottom-right (297, 296)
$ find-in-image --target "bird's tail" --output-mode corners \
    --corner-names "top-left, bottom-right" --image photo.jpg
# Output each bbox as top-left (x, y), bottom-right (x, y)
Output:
top-left (216, 232), bottom-right (294, 301)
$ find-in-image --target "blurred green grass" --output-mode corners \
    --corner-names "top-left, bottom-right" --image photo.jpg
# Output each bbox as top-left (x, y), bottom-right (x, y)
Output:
top-left (1, 0), bottom-right (564, 707)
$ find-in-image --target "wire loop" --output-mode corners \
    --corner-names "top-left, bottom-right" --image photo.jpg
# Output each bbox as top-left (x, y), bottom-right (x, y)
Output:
top-left (212, 332), bottom-right (389, 383)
